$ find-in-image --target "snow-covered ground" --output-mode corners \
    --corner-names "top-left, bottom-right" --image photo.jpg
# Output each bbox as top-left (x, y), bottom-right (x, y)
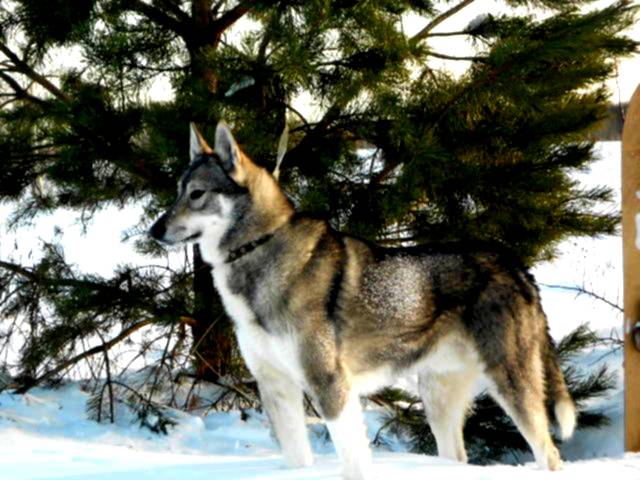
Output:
top-left (0, 367), bottom-right (638, 480)
top-left (1, 142), bottom-right (638, 479)
top-left (1, 366), bottom-right (639, 480)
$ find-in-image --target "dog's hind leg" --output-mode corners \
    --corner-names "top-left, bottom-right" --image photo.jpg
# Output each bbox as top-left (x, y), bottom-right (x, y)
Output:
top-left (256, 372), bottom-right (314, 468)
top-left (418, 368), bottom-right (477, 463)
top-left (485, 350), bottom-right (562, 471)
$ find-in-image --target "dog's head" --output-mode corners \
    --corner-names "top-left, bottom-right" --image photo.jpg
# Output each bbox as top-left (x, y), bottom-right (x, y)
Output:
top-left (149, 122), bottom-right (292, 253)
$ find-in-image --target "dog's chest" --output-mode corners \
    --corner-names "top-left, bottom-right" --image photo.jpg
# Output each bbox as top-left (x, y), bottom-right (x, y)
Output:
top-left (212, 265), bottom-right (305, 385)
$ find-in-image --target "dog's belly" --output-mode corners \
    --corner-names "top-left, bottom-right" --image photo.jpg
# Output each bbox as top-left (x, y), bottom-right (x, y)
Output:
top-left (351, 366), bottom-right (395, 395)
top-left (345, 332), bottom-right (483, 394)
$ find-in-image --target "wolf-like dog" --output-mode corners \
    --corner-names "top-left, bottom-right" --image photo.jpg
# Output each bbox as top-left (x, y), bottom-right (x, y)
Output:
top-left (150, 121), bottom-right (576, 479)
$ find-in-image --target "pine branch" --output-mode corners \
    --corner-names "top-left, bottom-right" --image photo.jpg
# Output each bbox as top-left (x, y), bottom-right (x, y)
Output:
top-left (0, 71), bottom-right (45, 105)
top-left (88, 379), bottom-right (177, 433)
top-left (0, 260), bottom-right (129, 295)
top-left (14, 319), bottom-right (154, 394)
top-left (0, 41), bottom-right (68, 101)
top-left (411, 0), bottom-right (477, 43)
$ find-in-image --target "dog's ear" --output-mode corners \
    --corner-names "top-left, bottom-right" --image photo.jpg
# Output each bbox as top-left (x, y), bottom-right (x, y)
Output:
top-left (214, 121), bottom-right (241, 171)
top-left (190, 122), bottom-right (213, 163)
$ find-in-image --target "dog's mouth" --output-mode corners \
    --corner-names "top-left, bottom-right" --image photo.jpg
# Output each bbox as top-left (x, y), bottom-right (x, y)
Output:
top-left (149, 231), bottom-right (202, 246)
top-left (183, 231), bottom-right (202, 242)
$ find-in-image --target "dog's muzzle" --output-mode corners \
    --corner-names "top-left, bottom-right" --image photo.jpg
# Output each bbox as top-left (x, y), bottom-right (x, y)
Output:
top-left (149, 215), bottom-right (201, 245)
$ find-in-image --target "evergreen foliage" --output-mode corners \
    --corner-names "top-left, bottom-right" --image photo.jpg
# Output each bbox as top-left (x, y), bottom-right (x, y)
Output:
top-left (0, 0), bottom-right (636, 461)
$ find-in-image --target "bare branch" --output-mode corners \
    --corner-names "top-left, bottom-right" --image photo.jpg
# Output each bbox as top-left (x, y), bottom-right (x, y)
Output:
top-left (96, 331), bottom-right (115, 423)
top-left (411, 0), bottom-right (476, 43)
top-left (540, 283), bottom-right (623, 313)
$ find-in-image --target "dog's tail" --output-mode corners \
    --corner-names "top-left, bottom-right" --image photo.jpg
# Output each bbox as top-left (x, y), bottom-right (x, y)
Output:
top-left (544, 332), bottom-right (576, 440)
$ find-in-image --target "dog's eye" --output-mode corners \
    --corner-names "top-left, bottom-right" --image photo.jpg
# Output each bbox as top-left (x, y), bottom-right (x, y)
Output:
top-left (189, 189), bottom-right (206, 200)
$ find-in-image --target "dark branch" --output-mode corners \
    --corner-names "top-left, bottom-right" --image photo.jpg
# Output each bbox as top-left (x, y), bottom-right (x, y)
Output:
top-left (0, 260), bottom-right (157, 305)
top-left (0, 41), bottom-right (68, 100)
top-left (154, 0), bottom-right (190, 23)
top-left (212, 1), bottom-right (251, 34)
top-left (280, 104), bottom-right (343, 174)
top-left (211, 0), bottom-right (225, 16)
top-left (428, 51), bottom-right (485, 62)
top-left (128, 0), bottom-right (189, 40)
top-left (0, 71), bottom-right (45, 105)
top-left (0, 260), bottom-right (116, 292)
top-left (426, 30), bottom-right (469, 37)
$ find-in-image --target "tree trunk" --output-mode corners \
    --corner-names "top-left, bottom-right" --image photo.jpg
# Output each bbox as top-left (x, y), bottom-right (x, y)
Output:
top-left (190, 0), bottom-right (220, 93)
top-left (187, 0), bottom-right (233, 381)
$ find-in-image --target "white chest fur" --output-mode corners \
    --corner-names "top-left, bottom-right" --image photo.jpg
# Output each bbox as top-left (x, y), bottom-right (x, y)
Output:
top-left (210, 263), bottom-right (306, 387)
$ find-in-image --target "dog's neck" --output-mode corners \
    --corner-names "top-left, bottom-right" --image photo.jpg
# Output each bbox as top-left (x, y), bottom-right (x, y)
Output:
top-left (200, 166), bottom-right (294, 267)
top-left (225, 232), bottom-right (275, 263)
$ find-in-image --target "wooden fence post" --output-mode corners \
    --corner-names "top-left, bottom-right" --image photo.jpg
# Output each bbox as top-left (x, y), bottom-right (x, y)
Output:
top-left (622, 83), bottom-right (640, 452)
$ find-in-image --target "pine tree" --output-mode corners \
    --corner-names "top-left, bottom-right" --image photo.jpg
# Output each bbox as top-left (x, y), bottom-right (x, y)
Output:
top-left (0, 0), bottom-right (636, 458)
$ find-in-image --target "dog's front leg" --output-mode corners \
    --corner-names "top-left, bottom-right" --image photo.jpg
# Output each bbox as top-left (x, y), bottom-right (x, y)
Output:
top-left (325, 391), bottom-right (373, 480)
top-left (302, 339), bottom-right (373, 480)
top-left (256, 371), bottom-right (314, 468)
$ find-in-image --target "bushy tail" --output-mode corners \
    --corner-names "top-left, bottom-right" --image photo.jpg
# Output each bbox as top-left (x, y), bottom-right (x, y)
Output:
top-left (544, 335), bottom-right (576, 440)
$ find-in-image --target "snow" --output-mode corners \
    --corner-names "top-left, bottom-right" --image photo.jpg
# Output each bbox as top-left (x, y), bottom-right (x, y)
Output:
top-left (1, 377), bottom-right (639, 479)
top-left (1, 141), bottom-right (637, 478)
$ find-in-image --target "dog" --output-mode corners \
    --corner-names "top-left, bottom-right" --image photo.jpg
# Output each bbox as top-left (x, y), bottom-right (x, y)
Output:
top-left (149, 121), bottom-right (576, 479)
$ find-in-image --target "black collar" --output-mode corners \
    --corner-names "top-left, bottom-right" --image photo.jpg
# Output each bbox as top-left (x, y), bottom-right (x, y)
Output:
top-left (225, 233), bottom-right (274, 264)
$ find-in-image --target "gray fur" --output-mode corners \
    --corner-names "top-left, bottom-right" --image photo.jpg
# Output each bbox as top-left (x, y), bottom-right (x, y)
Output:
top-left (150, 122), bottom-right (576, 477)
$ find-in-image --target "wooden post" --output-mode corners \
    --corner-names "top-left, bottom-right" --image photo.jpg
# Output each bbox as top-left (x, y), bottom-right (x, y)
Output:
top-left (622, 84), bottom-right (640, 452)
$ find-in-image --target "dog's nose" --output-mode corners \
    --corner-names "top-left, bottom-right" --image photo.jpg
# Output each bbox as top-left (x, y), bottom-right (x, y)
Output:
top-left (149, 218), bottom-right (166, 240)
